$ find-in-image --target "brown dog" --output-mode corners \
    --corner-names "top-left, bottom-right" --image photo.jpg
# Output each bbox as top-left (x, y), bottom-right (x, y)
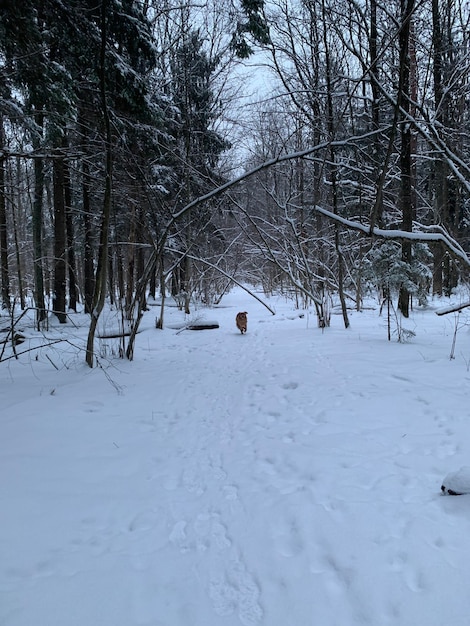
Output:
top-left (236, 312), bottom-right (247, 334)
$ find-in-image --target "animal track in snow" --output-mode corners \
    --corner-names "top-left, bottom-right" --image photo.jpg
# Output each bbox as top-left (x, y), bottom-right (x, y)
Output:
top-left (82, 400), bottom-right (104, 413)
top-left (271, 517), bottom-right (304, 558)
top-left (388, 549), bottom-right (427, 592)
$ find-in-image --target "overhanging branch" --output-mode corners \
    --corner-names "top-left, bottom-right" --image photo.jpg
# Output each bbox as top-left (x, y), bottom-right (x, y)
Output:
top-left (312, 205), bottom-right (470, 269)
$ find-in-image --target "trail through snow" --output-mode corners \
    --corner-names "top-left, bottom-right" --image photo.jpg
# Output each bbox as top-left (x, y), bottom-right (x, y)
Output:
top-left (2, 288), bottom-right (470, 625)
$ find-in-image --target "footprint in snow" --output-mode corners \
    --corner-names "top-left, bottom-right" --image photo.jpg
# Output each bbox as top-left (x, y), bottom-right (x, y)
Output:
top-left (223, 485), bottom-right (239, 501)
top-left (209, 557), bottom-right (263, 625)
top-left (282, 381), bottom-right (299, 390)
top-left (271, 519), bottom-right (303, 558)
top-left (193, 513), bottom-right (232, 551)
top-left (169, 520), bottom-right (188, 552)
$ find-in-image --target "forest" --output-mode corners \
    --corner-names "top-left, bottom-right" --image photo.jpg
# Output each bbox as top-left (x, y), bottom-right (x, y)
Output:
top-left (1, 0), bottom-right (470, 365)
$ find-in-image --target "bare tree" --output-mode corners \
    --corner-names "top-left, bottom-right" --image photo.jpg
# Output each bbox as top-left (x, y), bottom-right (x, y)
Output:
top-left (397, 0), bottom-right (415, 318)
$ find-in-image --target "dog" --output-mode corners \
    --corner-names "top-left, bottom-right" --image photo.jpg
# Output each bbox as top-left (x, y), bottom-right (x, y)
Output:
top-left (236, 311), bottom-right (247, 334)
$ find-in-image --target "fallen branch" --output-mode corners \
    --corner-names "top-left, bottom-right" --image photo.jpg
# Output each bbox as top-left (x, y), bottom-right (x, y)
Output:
top-left (97, 331), bottom-right (134, 339)
top-left (187, 322), bottom-right (219, 330)
top-left (435, 301), bottom-right (470, 316)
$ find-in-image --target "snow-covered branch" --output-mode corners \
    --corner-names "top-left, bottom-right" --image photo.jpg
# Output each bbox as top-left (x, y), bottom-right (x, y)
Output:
top-left (435, 301), bottom-right (470, 316)
top-left (312, 205), bottom-right (470, 269)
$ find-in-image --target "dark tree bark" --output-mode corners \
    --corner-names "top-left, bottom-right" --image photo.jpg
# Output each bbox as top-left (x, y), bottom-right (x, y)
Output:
top-left (82, 157), bottom-right (95, 315)
top-left (107, 248), bottom-right (115, 307)
top-left (63, 151), bottom-right (78, 312)
top-left (321, 0), bottom-right (349, 328)
top-left (368, 0), bottom-right (385, 229)
top-left (0, 113), bottom-right (10, 311)
top-left (397, 0), bottom-right (415, 318)
top-left (86, 0), bottom-right (113, 367)
top-left (431, 0), bottom-right (447, 296)
top-left (136, 237), bottom-right (147, 311)
top-left (126, 208), bottom-right (136, 317)
top-left (12, 157), bottom-right (25, 309)
top-left (32, 116), bottom-right (47, 327)
top-left (53, 153), bottom-right (67, 322)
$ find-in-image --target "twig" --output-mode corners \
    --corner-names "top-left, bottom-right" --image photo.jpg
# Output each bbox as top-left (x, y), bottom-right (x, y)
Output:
top-left (0, 339), bottom-right (64, 363)
top-left (45, 354), bottom-right (59, 370)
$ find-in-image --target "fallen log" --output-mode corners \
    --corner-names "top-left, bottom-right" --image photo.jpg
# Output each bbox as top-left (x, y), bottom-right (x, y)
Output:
top-left (187, 321), bottom-right (219, 331)
top-left (97, 330), bottom-right (141, 339)
top-left (435, 300), bottom-right (470, 316)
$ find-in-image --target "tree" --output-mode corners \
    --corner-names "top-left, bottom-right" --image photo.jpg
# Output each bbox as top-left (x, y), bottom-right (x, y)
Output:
top-left (4, 0), bottom-right (470, 362)
top-left (0, 0), bottom-right (49, 324)
top-left (0, 111), bottom-right (9, 311)
top-left (86, 0), bottom-right (112, 367)
top-left (86, 0), bottom-right (161, 365)
top-left (167, 24), bottom-right (231, 313)
top-left (52, 148), bottom-right (67, 322)
top-left (320, 0), bottom-right (349, 328)
top-left (232, 0), bottom-right (270, 58)
top-left (397, 0), bottom-right (416, 318)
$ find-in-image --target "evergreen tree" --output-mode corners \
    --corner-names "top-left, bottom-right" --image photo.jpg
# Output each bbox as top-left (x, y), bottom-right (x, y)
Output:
top-left (169, 29), bottom-right (230, 311)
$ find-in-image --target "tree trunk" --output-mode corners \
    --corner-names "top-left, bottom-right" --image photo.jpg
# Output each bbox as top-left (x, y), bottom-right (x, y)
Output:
top-left (32, 120), bottom-right (47, 327)
top-left (149, 261), bottom-right (156, 299)
top-left (397, 0), bottom-right (415, 318)
top-left (431, 0), bottom-right (447, 296)
top-left (0, 113), bottom-right (10, 311)
top-left (184, 251), bottom-right (191, 315)
top-left (64, 150), bottom-right (78, 312)
top-left (86, 0), bottom-right (113, 367)
top-left (53, 153), bottom-right (67, 323)
top-left (432, 245), bottom-right (444, 296)
top-left (108, 248), bottom-right (115, 306)
top-left (11, 158), bottom-right (25, 309)
top-left (321, 0), bottom-right (349, 329)
top-left (82, 157), bottom-right (95, 314)
top-left (126, 208), bottom-right (136, 317)
top-left (116, 244), bottom-right (125, 302)
top-left (156, 255), bottom-right (165, 329)
top-left (136, 241), bottom-right (147, 311)
top-left (368, 0), bottom-right (385, 230)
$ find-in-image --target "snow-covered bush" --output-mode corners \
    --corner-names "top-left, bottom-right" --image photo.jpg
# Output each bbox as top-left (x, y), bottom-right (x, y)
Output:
top-left (360, 240), bottom-right (432, 306)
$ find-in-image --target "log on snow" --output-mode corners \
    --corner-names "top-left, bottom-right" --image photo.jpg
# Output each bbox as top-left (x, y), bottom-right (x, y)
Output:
top-left (187, 322), bottom-right (219, 331)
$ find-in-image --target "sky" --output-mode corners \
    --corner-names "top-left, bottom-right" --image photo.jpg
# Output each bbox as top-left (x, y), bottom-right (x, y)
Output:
top-left (2, 286), bottom-right (470, 625)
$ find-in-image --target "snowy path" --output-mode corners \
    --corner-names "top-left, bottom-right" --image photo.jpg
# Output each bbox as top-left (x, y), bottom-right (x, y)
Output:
top-left (2, 290), bottom-right (470, 625)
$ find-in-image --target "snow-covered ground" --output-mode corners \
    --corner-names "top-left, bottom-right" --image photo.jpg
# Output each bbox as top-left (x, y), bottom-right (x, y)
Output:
top-left (2, 287), bottom-right (470, 626)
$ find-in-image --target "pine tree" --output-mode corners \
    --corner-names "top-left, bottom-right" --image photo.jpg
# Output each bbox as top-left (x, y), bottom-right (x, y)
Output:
top-left (169, 29), bottom-right (230, 312)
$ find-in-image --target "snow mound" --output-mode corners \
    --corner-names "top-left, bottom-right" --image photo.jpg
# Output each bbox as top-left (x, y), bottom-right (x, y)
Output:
top-left (441, 467), bottom-right (470, 495)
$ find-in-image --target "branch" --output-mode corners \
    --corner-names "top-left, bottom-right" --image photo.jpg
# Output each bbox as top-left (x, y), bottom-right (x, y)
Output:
top-left (178, 250), bottom-right (276, 315)
top-left (170, 128), bottom-right (386, 223)
top-left (312, 205), bottom-right (470, 268)
top-left (0, 339), bottom-right (64, 363)
top-left (435, 302), bottom-right (470, 316)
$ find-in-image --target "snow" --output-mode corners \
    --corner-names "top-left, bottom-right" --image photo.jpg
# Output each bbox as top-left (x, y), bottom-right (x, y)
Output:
top-left (2, 288), bottom-right (470, 625)
top-left (441, 467), bottom-right (470, 495)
